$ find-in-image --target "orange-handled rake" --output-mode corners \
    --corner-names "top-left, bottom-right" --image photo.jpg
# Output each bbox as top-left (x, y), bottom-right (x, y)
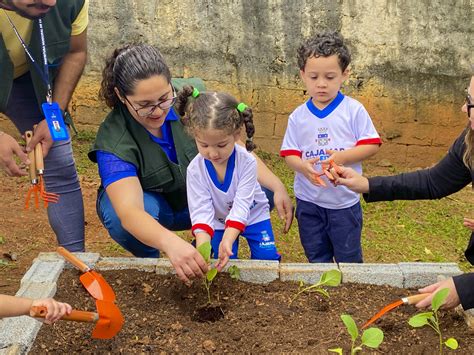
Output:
top-left (57, 247), bottom-right (116, 302)
top-left (30, 299), bottom-right (124, 339)
top-left (33, 125), bottom-right (60, 206)
top-left (24, 131), bottom-right (40, 209)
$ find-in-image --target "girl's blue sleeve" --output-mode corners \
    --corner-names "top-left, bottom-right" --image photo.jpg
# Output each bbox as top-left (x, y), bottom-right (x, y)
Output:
top-left (96, 151), bottom-right (138, 188)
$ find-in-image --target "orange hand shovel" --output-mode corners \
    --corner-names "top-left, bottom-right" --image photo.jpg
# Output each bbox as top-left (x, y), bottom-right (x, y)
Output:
top-left (57, 247), bottom-right (116, 302)
top-left (362, 293), bottom-right (430, 329)
top-left (30, 299), bottom-right (124, 339)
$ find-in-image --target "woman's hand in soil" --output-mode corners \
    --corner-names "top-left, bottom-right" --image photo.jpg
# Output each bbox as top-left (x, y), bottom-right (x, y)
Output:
top-left (416, 278), bottom-right (460, 309)
top-left (463, 218), bottom-right (474, 231)
top-left (30, 298), bottom-right (72, 324)
top-left (334, 166), bottom-right (370, 193)
top-left (0, 131), bottom-right (29, 177)
top-left (164, 235), bottom-right (209, 284)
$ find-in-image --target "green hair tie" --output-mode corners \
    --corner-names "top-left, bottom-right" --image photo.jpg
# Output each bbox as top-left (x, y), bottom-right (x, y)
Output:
top-left (237, 102), bottom-right (248, 113)
top-left (192, 87), bottom-right (200, 98)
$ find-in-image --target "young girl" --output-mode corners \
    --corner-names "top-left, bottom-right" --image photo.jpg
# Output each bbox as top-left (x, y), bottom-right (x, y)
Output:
top-left (176, 86), bottom-right (281, 270)
top-left (0, 295), bottom-right (72, 324)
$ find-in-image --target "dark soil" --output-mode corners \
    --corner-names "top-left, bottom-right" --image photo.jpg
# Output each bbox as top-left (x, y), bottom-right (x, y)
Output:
top-left (32, 269), bottom-right (474, 354)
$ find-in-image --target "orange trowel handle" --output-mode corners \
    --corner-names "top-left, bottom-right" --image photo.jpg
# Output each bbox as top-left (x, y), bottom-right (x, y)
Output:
top-left (24, 131), bottom-right (37, 182)
top-left (57, 246), bottom-right (90, 272)
top-left (30, 306), bottom-right (99, 323)
top-left (403, 293), bottom-right (430, 305)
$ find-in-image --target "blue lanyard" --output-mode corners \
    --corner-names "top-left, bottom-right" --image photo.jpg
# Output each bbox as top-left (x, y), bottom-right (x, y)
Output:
top-left (3, 10), bottom-right (52, 103)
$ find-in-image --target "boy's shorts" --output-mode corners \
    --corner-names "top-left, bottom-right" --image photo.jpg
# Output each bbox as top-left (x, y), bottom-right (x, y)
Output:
top-left (295, 198), bottom-right (363, 263)
top-left (211, 219), bottom-right (281, 261)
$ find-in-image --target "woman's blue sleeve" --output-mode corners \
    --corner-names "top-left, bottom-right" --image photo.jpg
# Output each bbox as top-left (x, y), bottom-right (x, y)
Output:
top-left (96, 151), bottom-right (138, 188)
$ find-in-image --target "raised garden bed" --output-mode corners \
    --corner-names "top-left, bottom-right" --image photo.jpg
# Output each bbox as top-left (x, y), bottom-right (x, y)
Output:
top-left (31, 268), bottom-right (474, 354)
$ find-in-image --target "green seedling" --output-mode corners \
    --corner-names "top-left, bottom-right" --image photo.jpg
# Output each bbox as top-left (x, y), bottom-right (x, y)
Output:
top-left (228, 265), bottom-right (241, 280)
top-left (289, 269), bottom-right (341, 305)
top-left (197, 242), bottom-right (218, 304)
top-left (329, 314), bottom-right (384, 355)
top-left (408, 288), bottom-right (458, 354)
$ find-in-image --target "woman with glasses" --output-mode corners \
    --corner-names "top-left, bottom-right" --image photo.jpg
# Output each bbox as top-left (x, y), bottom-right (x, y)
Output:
top-left (88, 44), bottom-right (294, 285)
top-left (333, 75), bottom-right (474, 311)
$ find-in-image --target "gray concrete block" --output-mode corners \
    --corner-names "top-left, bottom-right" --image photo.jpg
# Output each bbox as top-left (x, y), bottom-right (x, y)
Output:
top-left (34, 252), bottom-right (63, 262)
top-left (20, 260), bottom-right (64, 286)
top-left (339, 263), bottom-right (404, 287)
top-left (279, 263), bottom-right (338, 284)
top-left (0, 343), bottom-right (23, 355)
top-left (399, 262), bottom-right (462, 288)
top-left (155, 258), bottom-right (175, 275)
top-left (0, 316), bottom-right (42, 352)
top-left (16, 282), bottom-right (57, 299)
top-left (223, 260), bottom-right (279, 284)
top-left (95, 257), bottom-right (157, 272)
top-left (60, 252), bottom-right (101, 269)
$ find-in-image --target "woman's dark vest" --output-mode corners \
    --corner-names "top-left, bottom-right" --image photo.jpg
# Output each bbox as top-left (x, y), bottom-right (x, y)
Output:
top-left (89, 104), bottom-right (198, 211)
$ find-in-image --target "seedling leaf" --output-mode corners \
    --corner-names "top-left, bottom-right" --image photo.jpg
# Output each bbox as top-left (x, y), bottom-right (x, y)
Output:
top-left (207, 268), bottom-right (218, 282)
top-left (228, 265), bottom-right (240, 280)
top-left (444, 337), bottom-right (458, 350)
top-left (361, 327), bottom-right (384, 348)
top-left (431, 288), bottom-right (449, 312)
top-left (320, 269), bottom-right (342, 287)
top-left (408, 312), bottom-right (432, 327)
top-left (197, 242), bottom-right (212, 263)
top-left (341, 314), bottom-right (358, 341)
top-left (328, 348), bottom-right (343, 354)
top-left (314, 288), bottom-right (330, 298)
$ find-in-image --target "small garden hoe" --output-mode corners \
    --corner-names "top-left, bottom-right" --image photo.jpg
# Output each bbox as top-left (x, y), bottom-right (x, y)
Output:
top-left (30, 299), bottom-right (124, 339)
top-left (57, 247), bottom-right (116, 302)
top-left (362, 292), bottom-right (430, 328)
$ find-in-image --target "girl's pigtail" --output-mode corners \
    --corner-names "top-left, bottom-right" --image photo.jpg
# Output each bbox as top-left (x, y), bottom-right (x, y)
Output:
top-left (176, 85), bottom-right (196, 126)
top-left (241, 107), bottom-right (256, 152)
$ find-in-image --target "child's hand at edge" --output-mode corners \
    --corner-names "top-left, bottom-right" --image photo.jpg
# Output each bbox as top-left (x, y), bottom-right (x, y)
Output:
top-left (463, 218), bottom-right (474, 231)
top-left (30, 298), bottom-right (72, 324)
top-left (215, 239), bottom-right (234, 272)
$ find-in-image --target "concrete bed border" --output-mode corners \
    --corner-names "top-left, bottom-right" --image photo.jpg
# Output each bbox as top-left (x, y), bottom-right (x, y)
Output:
top-left (0, 252), bottom-right (471, 354)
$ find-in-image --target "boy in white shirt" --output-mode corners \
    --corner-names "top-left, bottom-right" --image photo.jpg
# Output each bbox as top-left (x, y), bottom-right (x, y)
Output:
top-left (280, 31), bottom-right (381, 263)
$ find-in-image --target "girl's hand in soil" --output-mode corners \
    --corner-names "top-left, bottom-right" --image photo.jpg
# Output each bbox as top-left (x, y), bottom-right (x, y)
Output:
top-left (334, 166), bottom-right (370, 193)
top-left (215, 227), bottom-right (240, 271)
top-left (29, 298), bottom-right (72, 324)
top-left (463, 218), bottom-right (474, 231)
top-left (164, 235), bottom-right (209, 284)
top-left (416, 278), bottom-right (460, 309)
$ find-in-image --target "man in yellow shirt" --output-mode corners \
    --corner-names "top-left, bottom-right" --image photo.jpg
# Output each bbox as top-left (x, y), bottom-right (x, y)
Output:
top-left (0, 0), bottom-right (88, 251)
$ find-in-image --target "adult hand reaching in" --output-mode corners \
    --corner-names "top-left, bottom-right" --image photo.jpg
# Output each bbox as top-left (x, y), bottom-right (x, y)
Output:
top-left (334, 166), bottom-right (370, 193)
top-left (26, 120), bottom-right (54, 158)
top-left (0, 131), bottom-right (30, 176)
top-left (415, 278), bottom-right (460, 310)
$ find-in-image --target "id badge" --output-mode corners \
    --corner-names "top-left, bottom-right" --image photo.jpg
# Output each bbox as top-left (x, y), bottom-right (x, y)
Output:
top-left (41, 102), bottom-right (69, 141)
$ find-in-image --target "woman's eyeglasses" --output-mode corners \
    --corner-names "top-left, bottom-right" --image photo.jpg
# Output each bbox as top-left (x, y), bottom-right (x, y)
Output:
top-left (125, 88), bottom-right (177, 117)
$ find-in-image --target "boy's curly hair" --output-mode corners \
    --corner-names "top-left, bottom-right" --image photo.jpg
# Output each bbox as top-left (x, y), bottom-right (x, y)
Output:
top-left (297, 31), bottom-right (351, 72)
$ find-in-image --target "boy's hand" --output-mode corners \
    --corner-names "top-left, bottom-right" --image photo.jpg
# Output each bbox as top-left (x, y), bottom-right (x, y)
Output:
top-left (30, 298), bottom-right (72, 324)
top-left (463, 218), bottom-right (474, 231)
top-left (301, 157), bottom-right (327, 186)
